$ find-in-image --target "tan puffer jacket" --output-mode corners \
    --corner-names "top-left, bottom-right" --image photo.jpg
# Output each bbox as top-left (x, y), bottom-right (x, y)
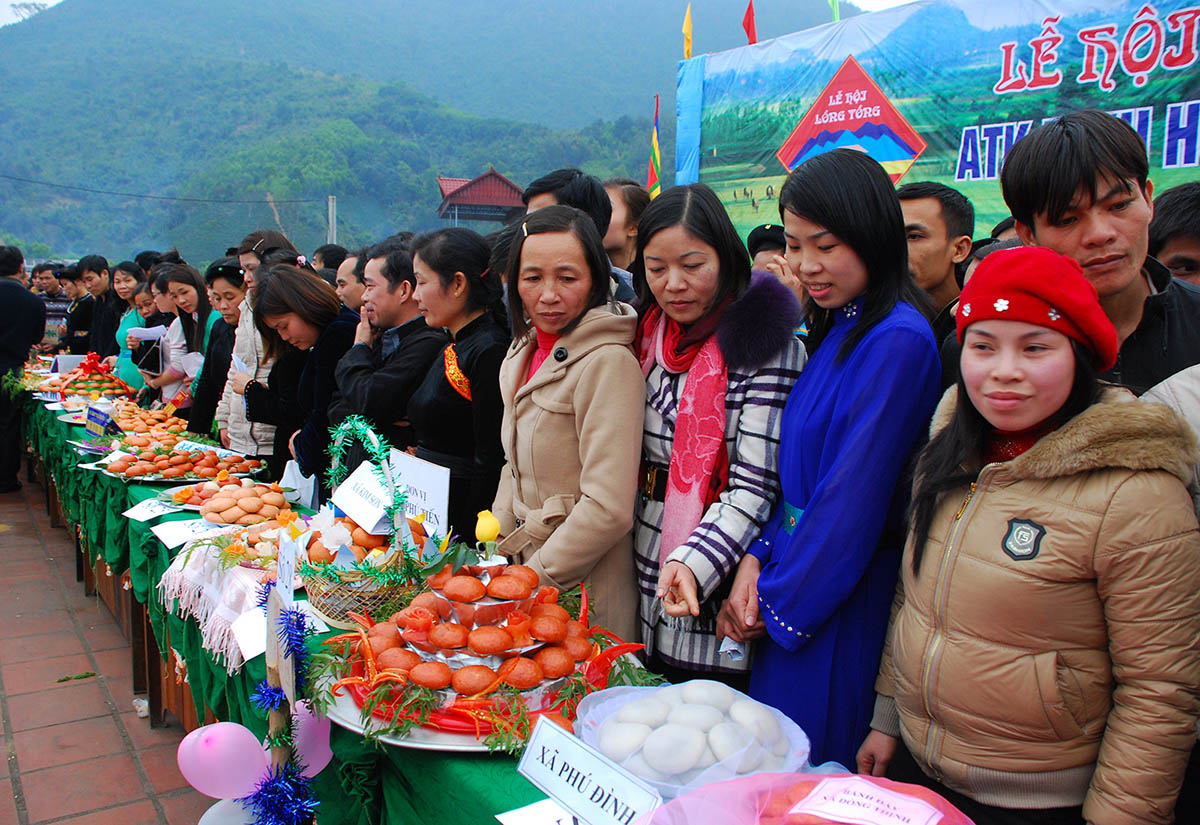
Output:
top-left (874, 387), bottom-right (1200, 825)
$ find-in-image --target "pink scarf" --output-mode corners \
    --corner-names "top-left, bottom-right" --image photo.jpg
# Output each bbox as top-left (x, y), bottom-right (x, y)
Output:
top-left (638, 306), bottom-right (730, 567)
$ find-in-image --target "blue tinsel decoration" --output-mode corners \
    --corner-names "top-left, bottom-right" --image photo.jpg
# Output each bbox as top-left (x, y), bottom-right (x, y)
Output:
top-left (277, 607), bottom-right (310, 695)
top-left (250, 681), bottom-right (288, 713)
top-left (241, 762), bottom-right (319, 825)
top-left (255, 579), bottom-right (273, 613)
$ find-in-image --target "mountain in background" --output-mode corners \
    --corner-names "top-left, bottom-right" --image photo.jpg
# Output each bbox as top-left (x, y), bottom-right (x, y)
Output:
top-left (0, 0), bottom-right (858, 258)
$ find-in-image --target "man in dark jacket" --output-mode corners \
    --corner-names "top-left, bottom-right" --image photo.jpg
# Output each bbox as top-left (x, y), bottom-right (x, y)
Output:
top-left (0, 246), bottom-right (46, 492)
top-left (78, 254), bottom-right (124, 359)
top-left (329, 241), bottom-right (448, 465)
top-left (1001, 110), bottom-right (1200, 394)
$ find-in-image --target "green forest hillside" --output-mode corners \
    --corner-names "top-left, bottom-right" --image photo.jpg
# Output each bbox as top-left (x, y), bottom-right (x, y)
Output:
top-left (0, 0), bottom-right (855, 259)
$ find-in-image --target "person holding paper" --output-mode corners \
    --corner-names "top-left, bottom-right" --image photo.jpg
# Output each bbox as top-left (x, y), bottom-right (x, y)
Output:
top-left (189, 258), bottom-right (245, 437)
top-left (58, 267), bottom-right (95, 355)
top-left (142, 263), bottom-right (217, 415)
top-left (491, 207), bottom-right (643, 642)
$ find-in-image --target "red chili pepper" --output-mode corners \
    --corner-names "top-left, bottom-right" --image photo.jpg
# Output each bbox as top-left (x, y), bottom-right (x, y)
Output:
top-left (583, 642), bottom-right (645, 688)
top-left (578, 584), bottom-right (589, 627)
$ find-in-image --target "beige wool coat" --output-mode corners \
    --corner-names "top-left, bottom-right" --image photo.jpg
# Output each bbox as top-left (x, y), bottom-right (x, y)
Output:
top-left (874, 387), bottom-right (1200, 825)
top-left (492, 303), bottom-right (644, 643)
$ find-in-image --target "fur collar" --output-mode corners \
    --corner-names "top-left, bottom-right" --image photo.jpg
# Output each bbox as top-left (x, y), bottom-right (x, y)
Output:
top-left (931, 385), bottom-right (1198, 484)
top-left (717, 271), bottom-right (802, 370)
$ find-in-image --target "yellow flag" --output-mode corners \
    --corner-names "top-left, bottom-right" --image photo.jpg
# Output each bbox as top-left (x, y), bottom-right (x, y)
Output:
top-left (682, 3), bottom-right (693, 59)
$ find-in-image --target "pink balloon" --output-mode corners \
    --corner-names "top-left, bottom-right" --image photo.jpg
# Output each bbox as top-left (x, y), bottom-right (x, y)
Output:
top-left (292, 700), bottom-right (332, 778)
top-left (177, 723), bottom-right (271, 799)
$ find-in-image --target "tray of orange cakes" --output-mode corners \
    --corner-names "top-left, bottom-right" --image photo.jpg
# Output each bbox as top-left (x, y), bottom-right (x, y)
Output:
top-left (37, 353), bottom-right (135, 399)
top-left (314, 552), bottom-right (653, 754)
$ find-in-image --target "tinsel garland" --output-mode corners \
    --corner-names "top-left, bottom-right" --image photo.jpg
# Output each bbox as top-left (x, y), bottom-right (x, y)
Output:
top-left (324, 415), bottom-right (395, 494)
top-left (265, 728), bottom-right (295, 750)
top-left (298, 557), bottom-right (421, 588)
top-left (250, 683), bottom-right (288, 713)
top-left (240, 763), bottom-right (319, 825)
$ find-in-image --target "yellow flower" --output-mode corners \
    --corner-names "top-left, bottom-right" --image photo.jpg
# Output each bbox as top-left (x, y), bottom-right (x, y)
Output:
top-left (475, 510), bottom-right (501, 543)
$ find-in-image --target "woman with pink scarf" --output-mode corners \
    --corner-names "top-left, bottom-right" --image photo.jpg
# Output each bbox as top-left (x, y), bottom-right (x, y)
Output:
top-left (631, 183), bottom-right (804, 688)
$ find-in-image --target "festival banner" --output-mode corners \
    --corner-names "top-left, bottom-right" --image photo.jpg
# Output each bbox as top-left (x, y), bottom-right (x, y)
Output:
top-left (675, 0), bottom-right (1200, 238)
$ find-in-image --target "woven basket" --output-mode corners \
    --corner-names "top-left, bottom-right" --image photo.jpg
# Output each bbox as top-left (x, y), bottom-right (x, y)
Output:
top-left (301, 419), bottom-right (419, 629)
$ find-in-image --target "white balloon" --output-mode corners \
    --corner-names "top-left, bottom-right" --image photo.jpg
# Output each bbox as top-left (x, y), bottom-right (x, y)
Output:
top-left (198, 799), bottom-right (256, 825)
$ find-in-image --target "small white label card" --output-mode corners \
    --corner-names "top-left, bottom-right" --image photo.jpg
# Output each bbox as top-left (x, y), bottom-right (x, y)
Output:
top-left (788, 776), bottom-right (943, 825)
top-left (151, 518), bottom-right (228, 549)
top-left (174, 439), bottom-right (238, 458)
top-left (122, 498), bottom-right (183, 522)
top-left (517, 716), bottom-right (661, 825)
top-left (388, 449), bottom-right (450, 555)
top-left (495, 798), bottom-right (577, 825)
top-left (233, 600), bottom-right (328, 662)
top-left (331, 461), bottom-right (393, 535)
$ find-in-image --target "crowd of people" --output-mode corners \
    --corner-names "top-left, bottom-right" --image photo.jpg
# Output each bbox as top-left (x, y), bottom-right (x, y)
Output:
top-left (2, 109), bottom-right (1200, 825)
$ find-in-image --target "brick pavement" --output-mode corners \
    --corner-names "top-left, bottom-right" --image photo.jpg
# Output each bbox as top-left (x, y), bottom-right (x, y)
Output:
top-left (0, 481), bottom-right (218, 825)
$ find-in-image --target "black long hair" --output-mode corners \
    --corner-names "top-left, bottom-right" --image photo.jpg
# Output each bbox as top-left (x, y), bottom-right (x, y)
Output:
top-left (907, 340), bottom-right (1103, 573)
top-left (630, 183), bottom-right (751, 316)
top-left (778, 149), bottom-right (931, 361)
top-left (411, 227), bottom-right (506, 327)
top-left (157, 263), bottom-right (213, 353)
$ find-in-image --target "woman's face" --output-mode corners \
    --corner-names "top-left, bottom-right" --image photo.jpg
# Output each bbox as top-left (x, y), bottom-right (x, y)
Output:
top-left (208, 277), bottom-right (246, 326)
top-left (961, 320), bottom-right (1076, 433)
top-left (642, 224), bottom-right (722, 325)
top-left (238, 253), bottom-right (260, 291)
top-left (153, 286), bottom-right (175, 314)
top-left (265, 312), bottom-right (320, 350)
top-left (413, 253), bottom-right (468, 330)
top-left (517, 231), bottom-right (594, 335)
top-left (134, 291), bottom-right (156, 319)
top-left (167, 281), bottom-right (200, 315)
top-left (112, 270), bottom-right (140, 302)
top-left (782, 209), bottom-right (869, 309)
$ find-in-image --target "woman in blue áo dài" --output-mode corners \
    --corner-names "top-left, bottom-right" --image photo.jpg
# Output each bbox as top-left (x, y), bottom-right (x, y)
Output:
top-left (718, 149), bottom-right (942, 766)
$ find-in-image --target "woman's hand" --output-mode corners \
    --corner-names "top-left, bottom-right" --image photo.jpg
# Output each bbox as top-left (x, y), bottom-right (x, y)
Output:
top-left (717, 554), bottom-right (766, 642)
top-left (228, 371), bottom-right (252, 395)
top-left (657, 560), bottom-right (699, 618)
top-left (354, 311), bottom-right (375, 347)
top-left (219, 428), bottom-right (231, 449)
top-left (101, 355), bottom-right (117, 370)
top-left (138, 371), bottom-right (158, 388)
top-left (765, 254), bottom-right (806, 304)
top-left (856, 730), bottom-right (898, 777)
top-left (125, 332), bottom-right (139, 350)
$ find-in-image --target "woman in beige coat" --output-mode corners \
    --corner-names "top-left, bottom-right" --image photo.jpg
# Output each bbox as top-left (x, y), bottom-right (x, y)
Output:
top-left (492, 205), bottom-right (644, 642)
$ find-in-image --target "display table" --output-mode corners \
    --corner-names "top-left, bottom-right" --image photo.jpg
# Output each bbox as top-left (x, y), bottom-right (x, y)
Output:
top-left (21, 394), bottom-right (546, 825)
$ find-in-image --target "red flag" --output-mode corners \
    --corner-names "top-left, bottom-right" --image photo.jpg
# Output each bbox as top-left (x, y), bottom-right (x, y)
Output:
top-left (742, 0), bottom-right (757, 45)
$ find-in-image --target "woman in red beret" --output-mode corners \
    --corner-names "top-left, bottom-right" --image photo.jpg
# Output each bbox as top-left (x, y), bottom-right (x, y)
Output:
top-left (858, 246), bottom-right (1200, 825)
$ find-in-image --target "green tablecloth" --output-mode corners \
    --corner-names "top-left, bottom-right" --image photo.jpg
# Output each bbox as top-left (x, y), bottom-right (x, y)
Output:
top-left (23, 395), bottom-right (545, 825)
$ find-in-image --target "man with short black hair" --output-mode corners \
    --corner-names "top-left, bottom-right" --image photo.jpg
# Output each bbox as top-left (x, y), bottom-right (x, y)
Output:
top-left (57, 267), bottom-right (94, 354)
top-left (0, 245), bottom-right (46, 492)
top-left (1001, 108), bottom-right (1200, 393)
top-left (329, 240), bottom-right (448, 457)
top-left (312, 243), bottom-right (348, 273)
top-left (525, 168), bottom-right (635, 301)
top-left (1149, 181), bottom-right (1200, 286)
top-left (77, 254), bottom-right (123, 358)
top-left (334, 247), bottom-right (367, 312)
top-left (897, 181), bottom-right (975, 343)
top-left (32, 264), bottom-right (70, 351)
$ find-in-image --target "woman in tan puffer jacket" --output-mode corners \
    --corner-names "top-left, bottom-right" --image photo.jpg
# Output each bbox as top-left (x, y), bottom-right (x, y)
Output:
top-left (859, 247), bottom-right (1200, 825)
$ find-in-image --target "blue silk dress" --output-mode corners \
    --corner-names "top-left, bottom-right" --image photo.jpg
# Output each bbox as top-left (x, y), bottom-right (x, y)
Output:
top-left (747, 297), bottom-right (941, 767)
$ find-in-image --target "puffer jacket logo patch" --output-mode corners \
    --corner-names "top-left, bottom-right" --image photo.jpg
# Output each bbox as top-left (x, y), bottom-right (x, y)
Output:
top-left (1003, 518), bottom-right (1046, 560)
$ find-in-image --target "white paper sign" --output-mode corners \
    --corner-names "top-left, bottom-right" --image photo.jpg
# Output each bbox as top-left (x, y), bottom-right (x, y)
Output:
top-left (495, 799), bottom-right (577, 825)
top-left (128, 325), bottom-right (169, 341)
top-left (233, 600), bottom-right (328, 661)
top-left (517, 717), bottom-right (661, 825)
top-left (231, 353), bottom-right (251, 375)
top-left (331, 461), bottom-right (393, 535)
top-left (174, 439), bottom-right (238, 458)
top-left (151, 518), bottom-right (228, 549)
top-left (388, 449), bottom-right (450, 543)
top-left (122, 498), bottom-right (183, 522)
top-left (788, 777), bottom-right (943, 825)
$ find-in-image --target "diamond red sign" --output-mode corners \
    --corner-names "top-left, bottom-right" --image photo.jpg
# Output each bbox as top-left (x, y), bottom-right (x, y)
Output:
top-left (776, 55), bottom-right (927, 183)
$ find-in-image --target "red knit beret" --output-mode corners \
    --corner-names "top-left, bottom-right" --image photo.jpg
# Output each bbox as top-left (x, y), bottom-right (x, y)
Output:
top-left (956, 245), bottom-right (1118, 371)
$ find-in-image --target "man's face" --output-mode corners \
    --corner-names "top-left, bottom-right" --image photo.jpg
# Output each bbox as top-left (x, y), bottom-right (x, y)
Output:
top-left (34, 271), bottom-right (59, 293)
top-left (334, 256), bottom-right (365, 311)
top-left (361, 257), bottom-right (409, 329)
top-left (81, 269), bottom-right (108, 297)
top-left (525, 192), bottom-right (558, 213)
top-left (902, 198), bottom-right (968, 296)
top-left (1155, 235), bottom-right (1200, 286)
top-left (1017, 175), bottom-right (1154, 299)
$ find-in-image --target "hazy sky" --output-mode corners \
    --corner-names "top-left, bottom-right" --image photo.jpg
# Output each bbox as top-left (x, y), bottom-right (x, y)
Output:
top-left (0, 0), bottom-right (916, 27)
